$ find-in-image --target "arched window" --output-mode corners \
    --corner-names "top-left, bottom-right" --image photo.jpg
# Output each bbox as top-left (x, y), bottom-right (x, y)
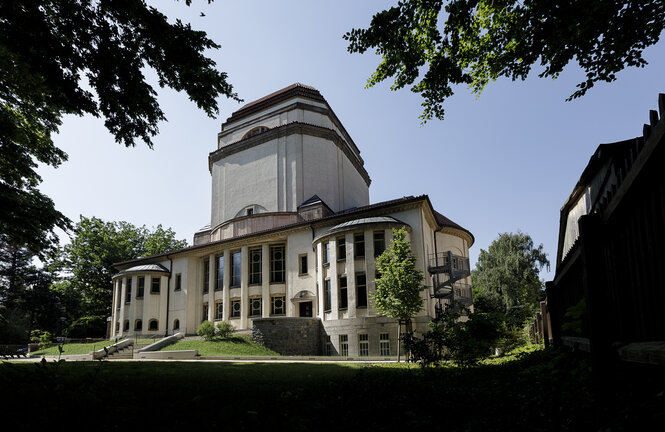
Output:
top-left (173, 319), bottom-right (180, 330)
top-left (123, 320), bottom-right (129, 331)
top-left (134, 319), bottom-right (143, 331)
top-left (242, 126), bottom-right (269, 140)
top-left (148, 319), bottom-right (159, 331)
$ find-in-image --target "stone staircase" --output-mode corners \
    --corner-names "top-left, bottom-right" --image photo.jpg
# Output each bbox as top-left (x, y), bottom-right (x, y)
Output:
top-left (107, 343), bottom-right (134, 360)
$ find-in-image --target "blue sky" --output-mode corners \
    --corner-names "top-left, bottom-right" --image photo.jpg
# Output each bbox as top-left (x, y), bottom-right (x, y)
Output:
top-left (39, 1), bottom-right (665, 281)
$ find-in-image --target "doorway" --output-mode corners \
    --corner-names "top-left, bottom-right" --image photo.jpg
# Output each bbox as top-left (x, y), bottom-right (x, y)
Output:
top-left (299, 301), bottom-right (313, 317)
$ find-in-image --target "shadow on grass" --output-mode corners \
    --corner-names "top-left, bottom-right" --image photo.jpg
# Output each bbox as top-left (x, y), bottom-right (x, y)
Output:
top-left (1, 348), bottom-right (662, 431)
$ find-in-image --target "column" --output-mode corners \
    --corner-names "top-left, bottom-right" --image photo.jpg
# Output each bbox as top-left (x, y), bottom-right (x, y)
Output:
top-left (240, 245), bottom-right (249, 329)
top-left (329, 238), bottom-right (339, 320)
top-left (261, 243), bottom-right (270, 318)
top-left (207, 254), bottom-right (215, 322)
top-left (159, 275), bottom-right (168, 334)
top-left (316, 243), bottom-right (325, 319)
top-left (346, 232), bottom-right (356, 318)
top-left (222, 249), bottom-right (231, 321)
top-left (365, 230), bottom-right (377, 315)
top-left (118, 278), bottom-right (127, 337)
top-left (111, 280), bottom-right (119, 338)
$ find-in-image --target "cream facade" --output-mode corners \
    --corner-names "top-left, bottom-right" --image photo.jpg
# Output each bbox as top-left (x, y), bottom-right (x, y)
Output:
top-left (111, 84), bottom-right (474, 356)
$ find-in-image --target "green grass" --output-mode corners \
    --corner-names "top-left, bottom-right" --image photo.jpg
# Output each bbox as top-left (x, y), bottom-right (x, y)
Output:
top-left (1, 347), bottom-right (662, 431)
top-left (32, 338), bottom-right (158, 356)
top-left (161, 336), bottom-right (280, 356)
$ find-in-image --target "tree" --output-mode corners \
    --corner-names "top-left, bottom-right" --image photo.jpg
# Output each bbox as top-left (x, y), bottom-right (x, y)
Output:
top-left (345, 1), bottom-right (665, 122)
top-left (56, 216), bottom-right (188, 325)
top-left (472, 232), bottom-right (549, 333)
top-left (0, 0), bottom-right (240, 254)
top-left (373, 227), bottom-right (427, 361)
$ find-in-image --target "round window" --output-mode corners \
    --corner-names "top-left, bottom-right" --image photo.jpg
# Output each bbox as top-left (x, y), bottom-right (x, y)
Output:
top-left (252, 254), bottom-right (260, 262)
top-left (233, 302), bottom-right (240, 311)
top-left (252, 299), bottom-right (261, 308)
top-left (275, 299), bottom-right (283, 308)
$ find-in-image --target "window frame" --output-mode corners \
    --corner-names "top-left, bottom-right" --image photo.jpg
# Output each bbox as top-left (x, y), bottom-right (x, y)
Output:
top-left (324, 279), bottom-right (332, 312)
top-left (338, 275), bottom-right (348, 310)
top-left (249, 248), bottom-right (262, 285)
top-left (148, 319), bottom-right (159, 331)
top-left (215, 301), bottom-right (224, 320)
top-left (134, 319), bottom-right (142, 331)
top-left (356, 273), bottom-right (367, 308)
top-left (231, 251), bottom-right (241, 287)
top-left (150, 276), bottom-right (161, 294)
top-left (270, 244), bottom-right (286, 284)
top-left (323, 242), bottom-right (330, 265)
top-left (337, 237), bottom-right (346, 261)
top-left (380, 332), bottom-right (390, 356)
top-left (174, 273), bottom-right (182, 292)
top-left (125, 279), bottom-right (132, 303)
top-left (339, 334), bottom-right (349, 356)
top-left (173, 319), bottom-right (180, 330)
top-left (359, 333), bottom-right (369, 357)
top-left (202, 303), bottom-right (209, 322)
top-left (248, 297), bottom-right (262, 317)
top-left (230, 299), bottom-right (241, 318)
top-left (298, 254), bottom-right (308, 276)
top-left (137, 276), bottom-right (144, 298)
top-left (203, 259), bottom-right (210, 294)
top-left (354, 233), bottom-right (365, 258)
top-left (373, 231), bottom-right (386, 257)
top-left (215, 254), bottom-right (225, 291)
top-left (271, 295), bottom-right (286, 316)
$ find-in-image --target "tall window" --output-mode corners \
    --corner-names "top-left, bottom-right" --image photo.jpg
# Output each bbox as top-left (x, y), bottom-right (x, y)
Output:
top-left (202, 303), bottom-right (208, 322)
top-left (380, 333), bottom-right (390, 356)
top-left (148, 319), bottom-right (158, 331)
top-left (249, 248), bottom-right (262, 284)
top-left (124, 320), bottom-right (129, 331)
top-left (231, 299), bottom-right (241, 318)
top-left (151, 276), bottom-right (160, 294)
top-left (325, 335), bottom-right (332, 356)
top-left (359, 334), bottom-right (369, 356)
top-left (270, 244), bottom-right (285, 283)
top-left (249, 298), bottom-right (262, 317)
top-left (137, 277), bottom-right (144, 298)
top-left (324, 242), bottom-right (330, 265)
top-left (374, 231), bottom-right (386, 257)
top-left (337, 237), bottom-right (346, 260)
top-left (175, 273), bottom-right (182, 291)
top-left (271, 296), bottom-right (285, 315)
top-left (339, 334), bottom-right (349, 356)
top-left (299, 254), bottom-right (308, 275)
top-left (354, 233), bottom-right (365, 258)
top-left (231, 251), bottom-right (241, 287)
top-left (216, 301), bottom-right (223, 320)
top-left (356, 273), bottom-right (367, 308)
top-left (338, 276), bottom-right (348, 310)
top-left (324, 279), bottom-right (332, 312)
top-left (216, 255), bottom-right (225, 291)
top-left (203, 260), bottom-right (210, 293)
top-left (135, 320), bottom-right (142, 331)
top-left (173, 319), bottom-right (180, 330)
top-left (125, 279), bottom-right (132, 303)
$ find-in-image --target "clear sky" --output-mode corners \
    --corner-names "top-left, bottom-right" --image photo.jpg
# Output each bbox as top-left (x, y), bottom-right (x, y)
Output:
top-left (38, 0), bottom-right (665, 281)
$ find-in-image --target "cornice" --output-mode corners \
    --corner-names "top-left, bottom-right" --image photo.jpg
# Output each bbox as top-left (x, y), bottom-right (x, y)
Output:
top-left (209, 121), bottom-right (371, 187)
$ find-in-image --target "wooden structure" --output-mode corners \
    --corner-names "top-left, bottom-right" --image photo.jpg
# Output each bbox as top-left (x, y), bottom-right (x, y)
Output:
top-left (546, 94), bottom-right (665, 365)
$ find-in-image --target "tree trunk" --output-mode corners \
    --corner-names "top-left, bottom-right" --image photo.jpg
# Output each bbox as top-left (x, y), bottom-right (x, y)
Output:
top-left (397, 321), bottom-right (401, 362)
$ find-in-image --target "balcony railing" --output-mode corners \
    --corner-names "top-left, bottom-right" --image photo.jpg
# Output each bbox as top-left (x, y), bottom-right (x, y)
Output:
top-left (428, 252), bottom-right (470, 274)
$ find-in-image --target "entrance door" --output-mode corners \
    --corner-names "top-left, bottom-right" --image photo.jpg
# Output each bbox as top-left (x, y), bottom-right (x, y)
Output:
top-left (299, 301), bottom-right (313, 317)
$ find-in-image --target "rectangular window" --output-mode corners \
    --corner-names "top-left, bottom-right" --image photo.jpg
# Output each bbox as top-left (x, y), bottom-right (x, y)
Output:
top-left (271, 296), bottom-right (285, 315)
top-left (270, 244), bottom-right (285, 283)
top-left (325, 335), bottom-right (332, 356)
top-left (231, 251), bottom-right (241, 287)
top-left (299, 254), bottom-right (308, 275)
top-left (337, 237), bottom-right (346, 261)
top-left (380, 333), bottom-right (390, 356)
top-left (202, 303), bottom-right (209, 322)
top-left (324, 279), bottom-right (332, 312)
top-left (203, 260), bottom-right (209, 293)
top-left (338, 276), bottom-right (348, 310)
top-left (216, 255), bottom-right (225, 291)
top-left (324, 242), bottom-right (330, 265)
top-left (356, 273), bottom-right (367, 308)
top-left (125, 279), bottom-right (132, 303)
top-left (116, 282), bottom-right (121, 308)
top-left (151, 276), bottom-right (160, 294)
top-left (215, 301), bottom-right (223, 320)
top-left (374, 231), bottom-right (386, 257)
top-left (231, 299), bottom-right (241, 318)
top-left (354, 233), bottom-right (365, 258)
top-left (359, 333), bottom-right (369, 357)
top-left (249, 297), bottom-right (262, 317)
top-left (249, 248), bottom-right (262, 285)
top-left (175, 273), bottom-right (182, 291)
top-left (339, 334), bottom-right (348, 356)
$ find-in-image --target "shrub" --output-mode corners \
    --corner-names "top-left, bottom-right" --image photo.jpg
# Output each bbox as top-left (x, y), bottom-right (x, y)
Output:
top-left (30, 330), bottom-right (53, 350)
top-left (215, 321), bottom-right (234, 339)
top-left (197, 321), bottom-right (216, 341)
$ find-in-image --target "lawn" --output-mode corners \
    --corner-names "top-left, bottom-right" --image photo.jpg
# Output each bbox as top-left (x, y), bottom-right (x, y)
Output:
top-left (161, 336), bottom-right (280, 356)
top-left (32, 338), bottom-right (157, 356)
top-left (0, 347), bottom-right (662, 431)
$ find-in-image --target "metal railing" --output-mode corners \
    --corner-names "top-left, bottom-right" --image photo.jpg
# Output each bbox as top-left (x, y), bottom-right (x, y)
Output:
top-left (428, 252), bottom-right (470, 273)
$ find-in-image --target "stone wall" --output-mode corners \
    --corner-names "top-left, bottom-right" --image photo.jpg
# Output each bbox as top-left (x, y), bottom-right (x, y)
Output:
top-left (252, 317), bottom-right (322, 355)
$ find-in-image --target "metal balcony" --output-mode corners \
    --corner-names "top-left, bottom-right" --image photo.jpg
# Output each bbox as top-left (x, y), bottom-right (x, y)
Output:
top-left (428, 251), bottom-right (470, 277)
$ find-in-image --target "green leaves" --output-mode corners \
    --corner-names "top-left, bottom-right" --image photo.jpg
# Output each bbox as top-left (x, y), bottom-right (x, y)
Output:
top-left (373, 227), bottom-right (426, 321)
top-left (346, 0), bottom-right (665, 122)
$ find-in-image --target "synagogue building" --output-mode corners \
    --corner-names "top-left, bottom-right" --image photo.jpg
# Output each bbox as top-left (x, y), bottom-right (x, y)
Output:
top-left (110, 84), bottom-right (474, 356)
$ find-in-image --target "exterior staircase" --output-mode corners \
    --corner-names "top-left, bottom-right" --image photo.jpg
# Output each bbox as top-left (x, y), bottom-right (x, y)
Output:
top-left (107, 343), bottom-right (134, 360)
top-left (428, 251), bottom-right (472, 316)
